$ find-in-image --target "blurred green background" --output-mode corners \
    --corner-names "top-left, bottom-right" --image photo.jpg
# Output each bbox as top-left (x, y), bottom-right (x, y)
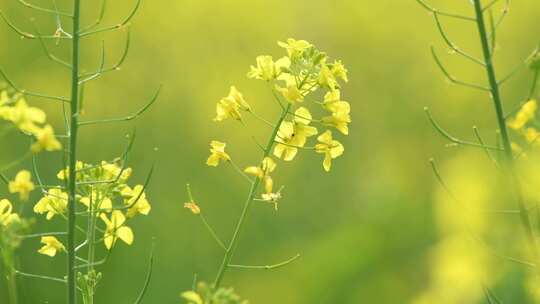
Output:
top-left (1, 0), bottom-right (540, 303)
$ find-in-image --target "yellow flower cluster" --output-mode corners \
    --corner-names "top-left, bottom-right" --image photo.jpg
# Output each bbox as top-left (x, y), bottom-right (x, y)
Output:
top-left (508, 99), bottom-right (540, 152)
top-left (0, 90), bottom-right (62, 153)
top-left (204, 38), bottom-right (350, 207)
top-left (0, 199), bottom-right (20, 227)
top-left (34, 160), bottom-right (151, 255)
top-left (181, 281), bottom-right (248, 304)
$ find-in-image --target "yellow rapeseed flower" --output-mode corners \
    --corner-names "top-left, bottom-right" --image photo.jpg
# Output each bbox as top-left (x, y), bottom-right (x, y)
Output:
top-left (247, 55), bottom-right (290, 81)
top-left (31, 125), bottom-right (62, 153)
top-left (3, 99), bottom-right (46, 133)
top-left (122, 185), bottom-right (151, 218)
top-left (315, 130), bottom-right (344, 172)
top-left (0, 199), bottom-right (20, 226)
top-left (206, 140), bottom-right (231, 166)
top-left (331, 60), bottom-right (349, 82)
top-left (57, 161), bottom-right (85, 180)
top-left (273, 107), bottom-right (318, 161)
top-left (80, 191), bottom-right (113, 213)
top-left (244, 157), bottom-right (276, 179)
top-left (321, 91), bottom-right (351, 135)
top-left (184, 202), bottom-right (201, 215)
top-left (8, 170), bottom-right (35, 201)
top-left (508, 99), bottom-right (537, 130)
top-left (100, 210), bottom-right (134, 250)
top-left (278, 38), bottom-right (312, 59)
top-left (214, 86), bottom-right (250, 122)
top-left (37, 236), bottom-right (65, 257)
top-left (33, 188), bottom-right (68, 220)
top-left (319, 62), bottom-right (338, 90)
top-left (101, 161), bottom-right (132, 182)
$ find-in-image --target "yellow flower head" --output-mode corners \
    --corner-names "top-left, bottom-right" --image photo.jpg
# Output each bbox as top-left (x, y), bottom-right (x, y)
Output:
top-left (525, 127), bottom-right (540, 146)
top-left (247, 55), bottom-right (290, 81)
top-left (275, 74), bottom-right (304, 103)
top-left (57, 161), bottom-right (85, 180)
top-left (0, 199), bottom-right (20, 227)
top-left (261, 178), bottom-right (282, 210)
top-left (100, 210), bottom-right (134, 250)
top-left (321, 91), bottom-right (351, 135)
top-left (508, 99), bottom-right (537, 130)
top-left (206, 140), bottom-right (231, 166)
top-left (273, 107), bottom-right (318, 161)
top-left (8, 170), bottom-right (35, 201)
top-left (122, 185), bottom-right (151, 218)
top-left (214, 86), bottom-right (250, 122)
top-left (80, 191), bottom-right (113, 213)
top-left (2, 99), bottom-right (46, 133)
top-left (33, 188), bottom-right (68, 220)
top-left (31, 125), bottom-right (62, 153)
top-left (184, 202), bottom-right (201, 215)
top-left (331, 60), bottom-right (349, 82)
top-left (278, 38), bottom-right (312, 59)
top-left (315, 130), bottom-right (344, 172)
top-left (101, 161), bottom-right (132, 182)
top-left (319, 63), bottom-right (338, 90)
top-left (244, 157), bottom-right (276, 179)
top-left (37, 236), bottom-right (65, 257)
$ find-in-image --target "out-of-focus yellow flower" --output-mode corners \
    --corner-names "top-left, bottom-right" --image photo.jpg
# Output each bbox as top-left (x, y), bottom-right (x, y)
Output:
top-left (0, 91), bottom-right (9, 105)
top-left (274, 108), bottom-right (318, 161)
top-left (278, 38), bottom-right (312, 59)
top-left (80, 191), bottom-right (112, 213)
top-left (8, 170), bottom-right (35, 201)
top-left (31, 125), bottom-right (62, 153)
top-left (214, 86), bottom-right (250, 122)
top-left (37, 236), bottom-right (65, 257)
top-left (524, 127), bottom-right (540, 146)
top-left (331, 60), bottom-right (349, 82)
top-left (322, 90), bottom-right (350, 115)
top-left (122, 185), bottom-right (151, 218)
top-left (100, 211), bottom-right (134, 250)
top-left (184, 202), bottom-right (201, 215)
top-left (315, 130), bottom-right (344, 172)
top-left (275, 83), bottom-right (303, 103)
top-left (319, 63), bottom-right (338, 90)
top-left (247, 55), bottom-right (290, 81)
top-left (33, 188), bottom-right (68, 220)
top-left (206, 140), bottom-right (231, 166)
top-left (181, 291), bottom-right (204, 304)
top-left (101, 161), bottom-right (132, 182)
top-left (1, 99), bottom-right (46, 133)
top-left (244, 157), bottom-right (276, 179)
top-left (0, 199), bottom-right (20, 226)
top-left (508, 99), bottom-right (537, 130)
top-left (57, 161), bottom-right (85, 180)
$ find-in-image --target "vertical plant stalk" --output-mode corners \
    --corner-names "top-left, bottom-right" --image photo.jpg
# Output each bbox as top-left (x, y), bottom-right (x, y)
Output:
top-left (67, 0), bottom-right (81, 303)
top-left (472, 0), bottom-right (540, 269)
top-left (3, 249), bottom-right (18, 304)
top-left (212, 104), bottom-right (291, 289)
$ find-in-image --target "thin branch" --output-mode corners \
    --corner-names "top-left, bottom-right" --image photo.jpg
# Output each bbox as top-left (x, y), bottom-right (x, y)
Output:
top-left (133, 240), bottom-right (155, 304)
top-left (433, 13), bottom-right (485, 66)
top-left (15, 270), bottom-right (67, 283)
top-left (0, 67), bottom-right (69, 102)
top-left (415, 0), bottom-right (476, 21)
top-left (81, 0), bottom-right (107, 32)
top-left (80, 0), bottom-right (142, 37)
top-left (16, 0), bottom-right (73, 17)
top-left (78, 40), bottom-right (106, 84)
top-left (228, 253), bottom-right (301, 270)
top-left (473, 126), bottom-right (500, 167)
top-left (431, 47), bottom-right (490, 91)
top-left (424, 107), bottom-right (502, 150)
top-left (78, 84), bottom-right (160, 126)
top-left (31, 20), bottom-right (72, 69)
top-left (498, 45), bottom-right (540, 85)
top-left (0, 10), bottom-right (70, 40)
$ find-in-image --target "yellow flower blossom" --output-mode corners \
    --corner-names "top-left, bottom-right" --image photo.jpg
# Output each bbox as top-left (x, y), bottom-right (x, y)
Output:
top-left (319, 63), bottom-right (338, 90)
top-left (121, 185), bottom-right (151, 218)
top-left (57, 161), bottom-right (85, 180)
top-left (244, 157), bottom-right (276, 179)
top-left (181, 291), bottom-right (204, 304)
top-left (214, 86), bottom-right (250, 121)
top-left (101, 161), bottom-right (132, 182)
top-left (2, 99), bottom-right (46, 133)
top-left (275, 82), bottom-right (304, 103)
top-left (37, 236), bottom-right (65, 257)
top-left (274, 107), bottom-right (318, 161)
top-left (100, 210), bottom-right (134, 250)
top-left (31, 125), bottom-right (62, 153)
top-left (278, 38), bottom-right (312, 59)
top-left (80, 191), bottom-right (113, 213)
top-left (331, 60), bottom-right (349, 82)
top-left (33, 188), bottom-right (68, 220)
top-left (508, 99), bottom-right (537, 130)
top-left (525, 127), bottom-right (540, 146)
top-left (322, 91), bottom-right (351, 135)
top-left (184, 202), bottom-right (201, 215)
top-left (0, 199), bottom-right (20, 226)
top-left (206, 140), bottom-right (231, 166)
top-left (8, 170), bottom-right (35, 201)
top-left (247, 55), bottom-right (290, 81)
top-left (261, 177), bottom-right (282, 210)
top-left (315, 130), bottom-right (344, 172)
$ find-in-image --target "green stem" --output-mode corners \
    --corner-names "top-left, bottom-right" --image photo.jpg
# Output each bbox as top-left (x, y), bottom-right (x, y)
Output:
top-left (212, 104), bottom-right (291, 289)
top-left (67, 0), bottom-right (81, 303)
top-left (7, 267), bottom-right (18, 304)
top-left (472, 0), bottom-right (540, 270)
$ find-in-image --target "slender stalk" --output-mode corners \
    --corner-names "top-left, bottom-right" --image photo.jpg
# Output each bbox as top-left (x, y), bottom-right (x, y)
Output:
top-left (472, 0), bottom-right (540, 270)
top-left (212, 104), bottom-right (291, 289)
top-left (67, 0), bottom-right (81, 303)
